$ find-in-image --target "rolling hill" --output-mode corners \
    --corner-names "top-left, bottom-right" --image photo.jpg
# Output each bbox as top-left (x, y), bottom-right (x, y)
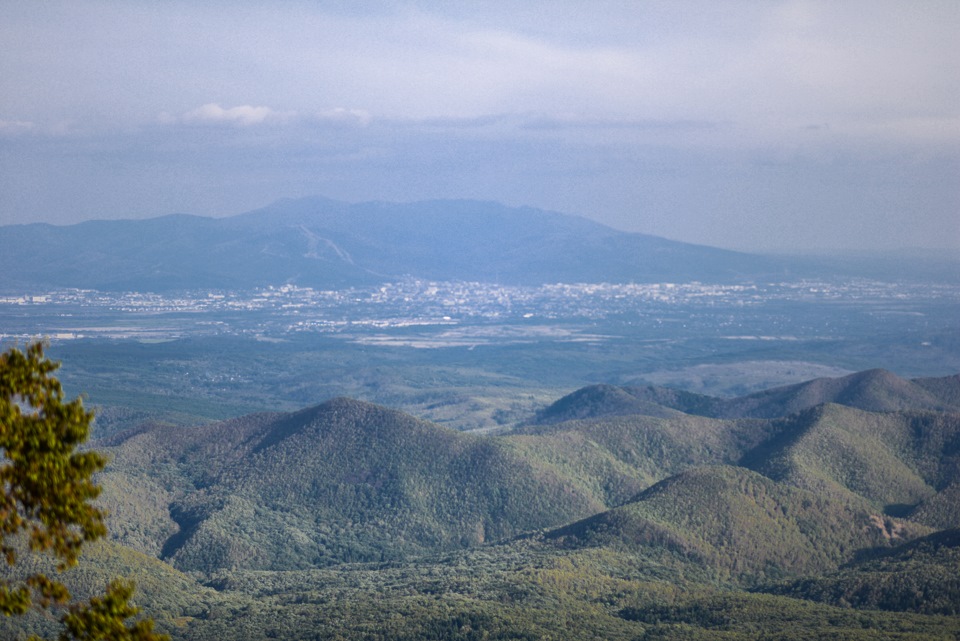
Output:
top-left (763, 528), bottom-right (960, 615)
top-left (24, 365), bottom-right (949, 640)
top-left (544, 465), bottom-right (930, 583)
top-left (91, 368), bottom-right (960, 579)
top-left (101, 398), bottom-right (609, 572)
top-left (531, 378), bottom-right (960, 524)
top-left (738, 403), bottom-right (960, 514)
top-left (535, 369), bottom-right (960, 423)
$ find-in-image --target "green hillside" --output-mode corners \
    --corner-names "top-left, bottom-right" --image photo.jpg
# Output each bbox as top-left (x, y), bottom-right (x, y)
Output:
top-left (538, 370), bottom-right (960, 423)
top-left (9, 367), bottom-right (951, 640)
top-left (514, 411), bottom-right (781, 499)
top-left (545, 465), bottom-right (930, 583)
top-left (0, 539), bottom-right (216, 639)
top-left (909, 481), bottom-right (960, 528)
top-left (531, 383), bottom-right (692, 424)
top-left (93, 378), bottom-right (960, 578)
top-left (764, 528), bottom-right (960, 615)
top-left (719, 369), bottom-right (960, 418)
top-left (740, 404), bottom-right (960, 514)
top-left (103, 399), bottom-right (609, 572)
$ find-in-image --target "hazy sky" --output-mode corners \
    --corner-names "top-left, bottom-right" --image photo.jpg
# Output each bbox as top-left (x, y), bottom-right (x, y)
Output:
top-left (1, 1), bottom-right (958, 252)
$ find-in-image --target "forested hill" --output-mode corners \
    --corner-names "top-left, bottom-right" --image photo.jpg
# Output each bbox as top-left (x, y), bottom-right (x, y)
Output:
top-left (4, 366), bottom-right (955, 639)
top-left (92, 368), bottom-right (960, 577)
top-left (101, 397), bottom-right (608, 571)
top-left (533, 369), bottom-right (960, 423)
top-left (0, 197), bottom-right (784, 291)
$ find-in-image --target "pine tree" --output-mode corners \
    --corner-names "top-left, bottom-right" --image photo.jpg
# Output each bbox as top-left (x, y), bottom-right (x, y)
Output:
top-left (0, 342), bottom-right (166, 641)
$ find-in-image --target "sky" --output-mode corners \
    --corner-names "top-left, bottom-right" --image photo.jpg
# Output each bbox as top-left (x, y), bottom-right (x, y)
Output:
top-left (1, 1), bottom-right (958, 253)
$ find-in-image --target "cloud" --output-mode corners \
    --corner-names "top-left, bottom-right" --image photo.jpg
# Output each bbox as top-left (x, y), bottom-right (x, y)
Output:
top-left (517, 114), bottom-right (722, 133)
top-left (160, 104), bottom-right (371, 129)
top-left (311, 108), bottom-right (371, 126)
top-left (6, 2), bottom-right (957, 146)
top-left (175, 103), bottom-right (289, 126)
top-left (2, 1), bottom-right (958, 250)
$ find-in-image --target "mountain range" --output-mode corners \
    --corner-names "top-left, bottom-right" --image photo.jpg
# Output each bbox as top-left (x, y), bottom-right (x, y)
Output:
top-left (0, 197), bottom-right (789, 292)
top-left (90, 367), bottom-right (960, 575)
top-left (533, 368), bottom-right (960, 423)
top-left (6, 366), bottom-right (960, 639)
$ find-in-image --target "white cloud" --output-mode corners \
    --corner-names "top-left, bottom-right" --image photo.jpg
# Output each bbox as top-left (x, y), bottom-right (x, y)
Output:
top-left (312, 108), bottom-right (371, 126)
top-left (160, 104), bottom-right (371, 129)
top-left (178, 103), bottom-right (288, 126)
top-left (6, 2), bottom-right (957, 145)
top-left (2, 1), bottom-right (958, 249)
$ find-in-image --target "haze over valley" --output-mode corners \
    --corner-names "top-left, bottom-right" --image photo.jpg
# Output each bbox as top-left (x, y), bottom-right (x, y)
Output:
top-left (2, 197), bottom-right (958, 433)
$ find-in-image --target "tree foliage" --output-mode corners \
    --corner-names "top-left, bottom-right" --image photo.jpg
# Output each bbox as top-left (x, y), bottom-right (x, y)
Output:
top-left (0, 342), bottom-right (166, 640)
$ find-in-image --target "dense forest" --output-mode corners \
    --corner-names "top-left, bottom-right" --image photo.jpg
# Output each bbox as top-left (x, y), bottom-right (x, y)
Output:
top-left (4, 367), bottom-right (960, 639)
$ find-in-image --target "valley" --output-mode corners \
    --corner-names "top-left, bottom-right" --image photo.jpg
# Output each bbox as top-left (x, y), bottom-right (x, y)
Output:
top-left (6, 0), bottom-right (960, 635)
top-left (1, 199), bottom-right (959, 639)
top-left (3, 272), bottom-right (958, 434)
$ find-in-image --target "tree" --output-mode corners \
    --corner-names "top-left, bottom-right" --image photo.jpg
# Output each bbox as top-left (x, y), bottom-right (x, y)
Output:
top-left (0, 342), bottom-right (167, 641)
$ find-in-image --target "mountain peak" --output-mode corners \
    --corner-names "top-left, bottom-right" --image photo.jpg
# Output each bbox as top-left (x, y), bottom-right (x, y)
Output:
top-left (0, 197), bottom-right (785, 292)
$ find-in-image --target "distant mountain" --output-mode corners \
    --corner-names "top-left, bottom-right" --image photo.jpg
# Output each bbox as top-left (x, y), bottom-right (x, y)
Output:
top-left (535, 369), bottom-right (960, 423)
top-left (0, 197), bottom-right (785, 292)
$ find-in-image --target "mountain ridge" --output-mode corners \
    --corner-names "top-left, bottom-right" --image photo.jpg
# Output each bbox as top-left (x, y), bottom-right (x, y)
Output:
top-left (0, 196), bottom-right (785, 292)
top-left (103, 396), bottom-right (611, 571)
top-left (535, 369), bottom-right (960, 424)
top-left (92, 366), bottom-right (960, 577)
top-left (544, 464), bottom-right (930, 582)
top-left (50, 365), bottom-right (960, 640)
